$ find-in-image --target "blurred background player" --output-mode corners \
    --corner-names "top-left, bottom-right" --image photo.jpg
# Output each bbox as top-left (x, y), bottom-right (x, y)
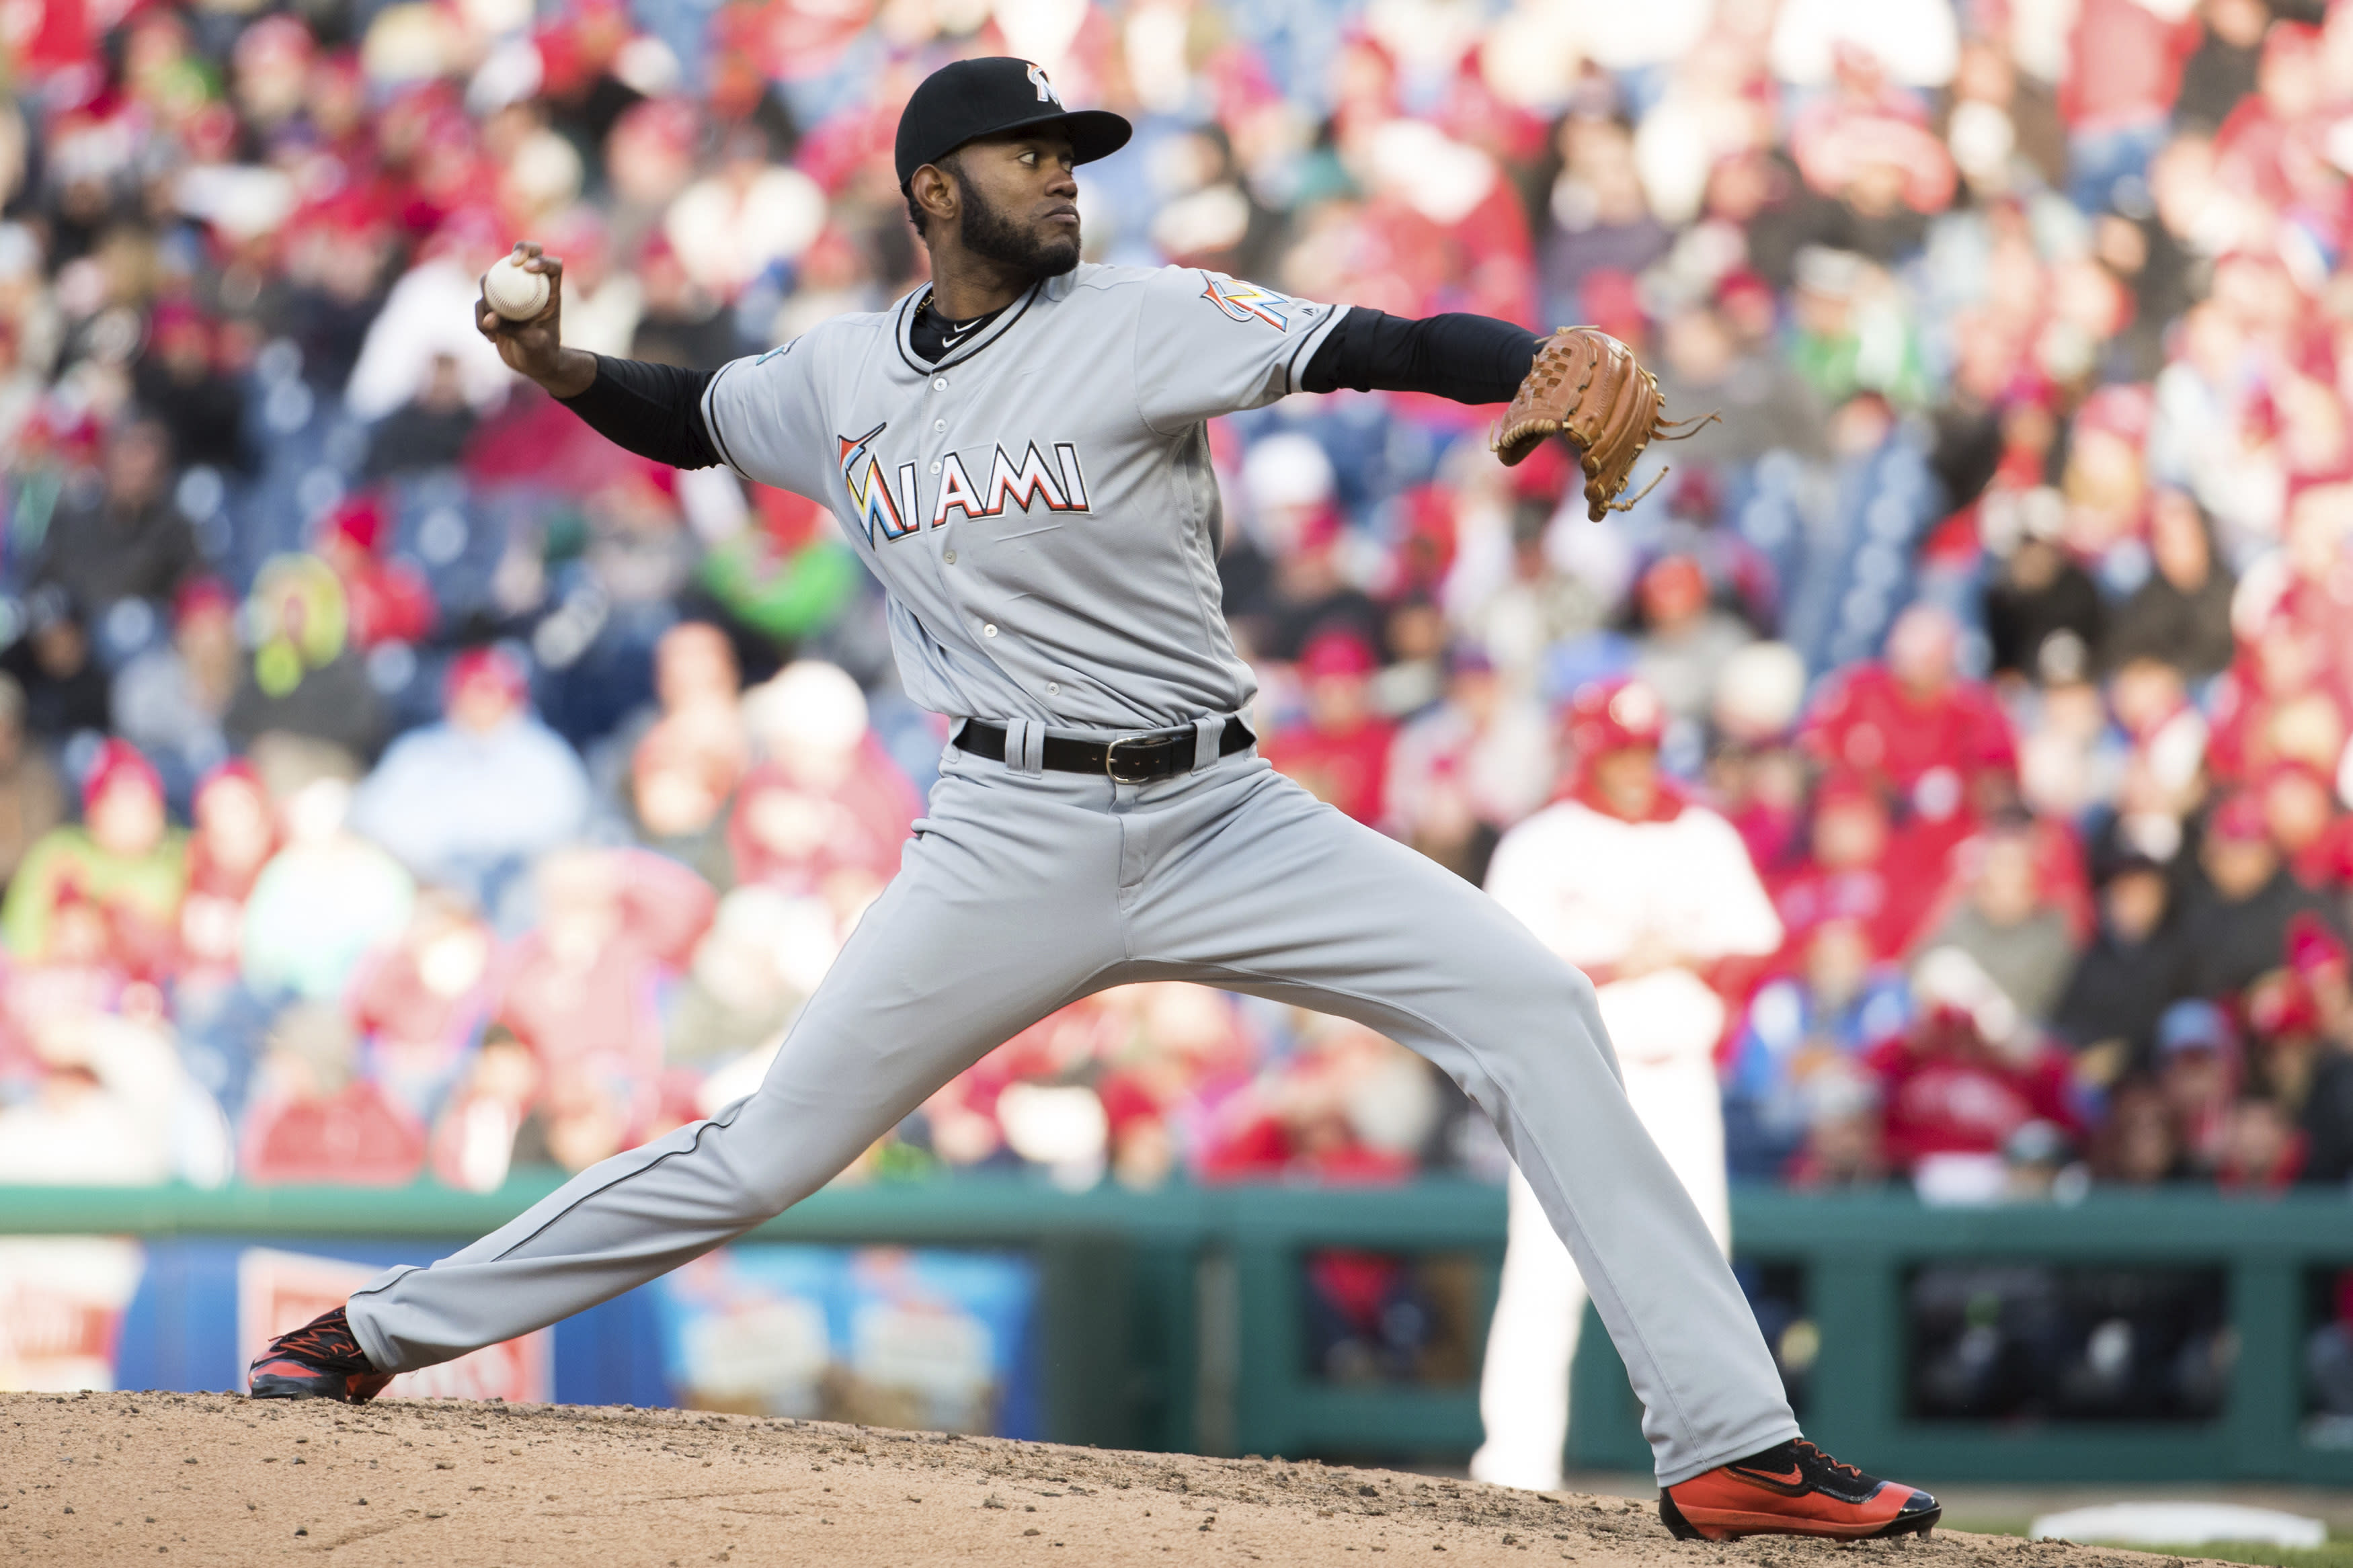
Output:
top-left (1474, 675), bottom-right (1783, 1492)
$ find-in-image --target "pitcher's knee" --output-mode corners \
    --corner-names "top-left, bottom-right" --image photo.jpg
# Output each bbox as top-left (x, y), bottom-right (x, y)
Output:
top-left (661, 1112), bottom-right (818, 1222)
top-left (1482, 953), bottom-right (1599, 1025)
top-left (737, 1170), bottom-right (812, 1220)
top-left (1487, 966), bottom-right (1620, 1069)
top-left (729, 1143), bottom-right (830, 1219)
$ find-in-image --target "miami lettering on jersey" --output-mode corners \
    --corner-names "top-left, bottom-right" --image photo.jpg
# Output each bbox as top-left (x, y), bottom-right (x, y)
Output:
top-left (837, 425), bottom-right (1092, 544)
top-left (1199, 272), bottom-right (1294, 331)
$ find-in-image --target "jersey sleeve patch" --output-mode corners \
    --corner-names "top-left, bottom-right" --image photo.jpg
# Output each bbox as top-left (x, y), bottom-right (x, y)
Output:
top-left (1198, 272), bottom-right (1298, 331)
top-left (1135, 265), bottom-right (1341, 431)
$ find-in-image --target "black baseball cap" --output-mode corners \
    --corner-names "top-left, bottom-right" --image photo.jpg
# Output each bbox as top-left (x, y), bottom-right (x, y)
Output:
top-left (893, 56), bottom-right (1131, 190)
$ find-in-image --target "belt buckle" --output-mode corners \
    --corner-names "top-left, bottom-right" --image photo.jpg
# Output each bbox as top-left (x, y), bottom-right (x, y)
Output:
top-left (1104, 733), bottom-right (1163, 784)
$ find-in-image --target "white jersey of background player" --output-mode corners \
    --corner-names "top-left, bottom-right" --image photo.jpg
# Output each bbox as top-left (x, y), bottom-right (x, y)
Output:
top-left (246, 54), bottom-right (1938, 1544)
top-left (1474, 676), bottom-right (1783, 1493)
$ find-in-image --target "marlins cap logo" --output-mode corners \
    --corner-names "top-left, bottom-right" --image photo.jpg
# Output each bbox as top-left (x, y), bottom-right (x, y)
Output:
top-left (1027, 63), bottom-right (1062, 105)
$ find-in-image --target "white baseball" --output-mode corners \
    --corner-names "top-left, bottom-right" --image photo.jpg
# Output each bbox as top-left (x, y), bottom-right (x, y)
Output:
top-left (482, 253), bottom-right (551, 321)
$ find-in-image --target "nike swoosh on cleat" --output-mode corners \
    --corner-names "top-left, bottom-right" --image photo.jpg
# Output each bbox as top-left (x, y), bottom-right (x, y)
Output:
top-left (1727, 1464), bottom-right (1808, 1491)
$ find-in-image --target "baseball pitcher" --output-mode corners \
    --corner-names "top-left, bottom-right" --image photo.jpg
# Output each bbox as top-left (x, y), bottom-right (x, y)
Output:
top-left (249, 57), bottom-right (1936, 1542)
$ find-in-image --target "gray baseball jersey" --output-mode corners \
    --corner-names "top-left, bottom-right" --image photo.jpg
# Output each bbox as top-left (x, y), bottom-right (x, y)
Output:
top-left (341, 261), bottom-right (1800, 1485)
top-left (700, 262), bottom-right (1347, 729)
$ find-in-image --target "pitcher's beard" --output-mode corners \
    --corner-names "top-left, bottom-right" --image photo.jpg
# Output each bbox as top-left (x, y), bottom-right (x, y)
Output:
top-left (955, 169), bottom-right (1080, 279)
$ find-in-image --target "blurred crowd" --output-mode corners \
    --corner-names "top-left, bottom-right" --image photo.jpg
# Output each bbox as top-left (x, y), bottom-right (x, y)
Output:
top-left (4, 0), bottom-right (2353, 1199)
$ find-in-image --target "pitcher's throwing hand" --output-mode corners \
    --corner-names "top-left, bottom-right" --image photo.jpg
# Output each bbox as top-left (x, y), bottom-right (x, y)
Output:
top-left (473, 242), bottom-right (592, 397)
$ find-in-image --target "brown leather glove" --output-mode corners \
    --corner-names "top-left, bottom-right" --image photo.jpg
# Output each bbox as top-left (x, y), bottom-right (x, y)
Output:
top-left (1490, 326), bottom-right (1712, 522)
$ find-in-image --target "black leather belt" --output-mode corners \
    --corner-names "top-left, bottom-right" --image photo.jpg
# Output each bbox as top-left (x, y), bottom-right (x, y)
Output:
top-left (954, 716), bottom-right (1254, 784)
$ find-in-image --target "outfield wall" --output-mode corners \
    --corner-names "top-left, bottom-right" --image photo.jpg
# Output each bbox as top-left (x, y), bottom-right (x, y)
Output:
top-left (1, 1180), bottom-right (2347, 1484)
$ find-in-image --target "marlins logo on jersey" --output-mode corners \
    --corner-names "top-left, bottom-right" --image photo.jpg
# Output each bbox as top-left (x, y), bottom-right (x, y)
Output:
top-left (1199, 272), bottom-right (1295, 330)
top-left (838, 424), bottom-right (1092, 544)
top-left (837, 423), bottom-right (919, 544)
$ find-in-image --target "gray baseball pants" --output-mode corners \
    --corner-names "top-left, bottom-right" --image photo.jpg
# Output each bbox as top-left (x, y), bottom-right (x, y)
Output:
top-left (347, 737), bottom-right (1796, 1483)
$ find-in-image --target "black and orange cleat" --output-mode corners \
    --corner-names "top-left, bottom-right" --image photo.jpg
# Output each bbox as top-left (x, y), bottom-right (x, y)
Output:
top-left (247, 1306), bottom-right (393, 1404)
top-left (1660, 1438), bottom-right (1940, 1542)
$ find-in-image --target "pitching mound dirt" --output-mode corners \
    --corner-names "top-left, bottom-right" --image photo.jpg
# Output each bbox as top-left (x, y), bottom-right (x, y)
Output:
top-left (5, 1392), bottom-right (2202, 1567)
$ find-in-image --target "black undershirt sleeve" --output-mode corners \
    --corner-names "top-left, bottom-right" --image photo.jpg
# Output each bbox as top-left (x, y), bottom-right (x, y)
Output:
top-left (557, 316), bottom-right (1526, 468)
top-left (555, 354), bottom-right (722, 470)
top-left (1300, 308), bottom-right (1544, 405)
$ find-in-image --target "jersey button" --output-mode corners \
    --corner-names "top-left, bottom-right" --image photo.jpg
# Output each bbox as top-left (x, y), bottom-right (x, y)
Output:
top-left (932, 377), bottom-right (948, 391)
top-left (1046, 682), bottom-right (1060, 696)
top-left (983, 623), bottom-right (998, 638)
top-left (932, 419), bottom-right (947, 432)
top-left (943, 550), bottom-right (957, 565)
top-left (930, 461), bottom-right (941, 474)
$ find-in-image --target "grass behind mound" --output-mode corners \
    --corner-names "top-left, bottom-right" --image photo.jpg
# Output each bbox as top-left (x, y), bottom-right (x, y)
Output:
top-left (2116, 1538), bottom-right (2353, 1568)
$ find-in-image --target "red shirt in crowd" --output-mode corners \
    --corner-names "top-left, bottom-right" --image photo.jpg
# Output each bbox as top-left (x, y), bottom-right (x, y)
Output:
top-left (340, 557), bottom-right (436, 648)
top-left (1771, 829), bottom-right (1954, 964)
top-left (243, 1083), bottom-right (426, 1186)
top-left (495, 850), bottom-right (715, 1130)
top-left (1263, 716), bottom-right (1398, 827)
top-left (727, 736), bottom-right (921, 895)
top-left (1767, 772), bottom-right (1952, 963)
top-left (1801, 663), bottom-right (2016, 804)
top-left (2060, 0), bottom-right (2201, 129)
top-left (1866, 1009), bottom-right (2082, 1171)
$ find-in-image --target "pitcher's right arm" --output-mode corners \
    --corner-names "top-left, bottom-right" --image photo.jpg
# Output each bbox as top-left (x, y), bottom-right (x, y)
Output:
top-left (475, 241), bottom-right (719, 471)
